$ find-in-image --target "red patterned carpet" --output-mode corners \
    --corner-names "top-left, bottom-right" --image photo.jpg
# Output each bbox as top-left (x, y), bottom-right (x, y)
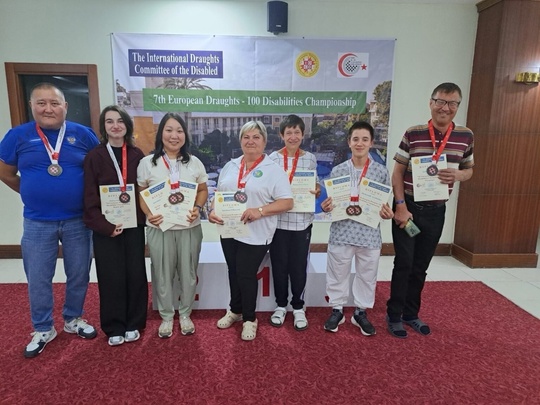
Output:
top-left (1, 282), bottom-right (539, 405)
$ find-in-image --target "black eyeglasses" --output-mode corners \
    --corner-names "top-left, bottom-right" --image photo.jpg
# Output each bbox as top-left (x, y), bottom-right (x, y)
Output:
top-left (431, 98), bottom-right (460, 109)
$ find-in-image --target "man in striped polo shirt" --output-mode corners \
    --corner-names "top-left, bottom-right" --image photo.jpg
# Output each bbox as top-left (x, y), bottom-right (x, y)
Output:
top-left (386, 82), bottom-right (474, 338)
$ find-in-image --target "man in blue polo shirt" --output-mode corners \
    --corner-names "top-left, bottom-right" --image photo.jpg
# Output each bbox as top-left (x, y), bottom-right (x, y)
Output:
top-left (0, 82), bottom-right (100, 357)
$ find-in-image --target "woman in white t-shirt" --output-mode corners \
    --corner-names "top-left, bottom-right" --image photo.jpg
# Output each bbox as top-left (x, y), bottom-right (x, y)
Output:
top-left (137, 113), bottom-right (208, 339)
top-left (208, 121), bottom-right (293, 341)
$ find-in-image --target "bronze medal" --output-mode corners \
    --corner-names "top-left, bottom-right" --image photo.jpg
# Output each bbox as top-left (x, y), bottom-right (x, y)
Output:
top-left (168, 192), bottom-right (184, 205)
top-left (47, 164), bottom-right (63, 177)
top-left (426, 164), bottom-right (438, 177)
top-left (354, 205), bottom-right (362, 216)
top-left (234, 190), bottom-right (248, 204)
top-left (119, 192), bottom-right (130, 204)
top-left (346, 205), bottom-right (357, 216)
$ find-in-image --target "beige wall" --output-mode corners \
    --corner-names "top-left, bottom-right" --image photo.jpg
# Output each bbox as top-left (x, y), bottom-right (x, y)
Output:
top-left (0, 0), bottom-right (478, 244)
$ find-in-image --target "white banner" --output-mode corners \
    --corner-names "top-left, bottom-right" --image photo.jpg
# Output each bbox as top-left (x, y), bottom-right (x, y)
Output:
top-left (111, 34), bottom-right (395, 217)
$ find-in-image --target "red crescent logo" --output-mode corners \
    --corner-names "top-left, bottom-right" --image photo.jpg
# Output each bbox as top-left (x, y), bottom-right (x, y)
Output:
top-left (338, 53), bottom-right (356, 77)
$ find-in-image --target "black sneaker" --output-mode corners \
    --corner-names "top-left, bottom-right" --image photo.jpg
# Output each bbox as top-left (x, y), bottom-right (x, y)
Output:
top-left (351, 311), bottom-right (376, 336)
top-left (324, 309), bottom-right (344, 332)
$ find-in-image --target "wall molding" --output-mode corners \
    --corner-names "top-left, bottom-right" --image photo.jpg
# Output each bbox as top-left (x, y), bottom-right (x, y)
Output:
top-left (0, 243), bottom-right (453, 259)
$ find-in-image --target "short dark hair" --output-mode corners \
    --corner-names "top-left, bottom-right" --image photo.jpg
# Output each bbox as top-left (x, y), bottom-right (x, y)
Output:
top-left (98, 105), bottom-right (134, 146)
top-left (30, 82), bottom-right (65, 100)
top-left (431, 82), bottom-right (462, 99)
top-left (279, 114), bottom-right (305, 135)
top-left (348, 121), bottom-right (374, 141)
top-left (151, 113), bottom-right (191, 165)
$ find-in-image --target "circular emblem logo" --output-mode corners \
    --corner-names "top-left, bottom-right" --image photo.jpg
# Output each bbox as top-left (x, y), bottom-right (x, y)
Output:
top-left (253, 170), bottom-right (263, 178)
top-left (338, 53), bottom-right (362, 77)
top-left (296, 51), bottom-right (319, 78)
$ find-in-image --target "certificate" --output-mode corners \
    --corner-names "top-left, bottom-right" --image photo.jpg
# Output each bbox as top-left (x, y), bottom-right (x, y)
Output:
top-left (214, 191), bottom-right (250, 239)
top-left (164, 179), bottom-right (199, 227)
top-left (351, 178), bottom-right (392, 229)
top-left (324, 175), bottom-right (351, 222)
top-left (139, 180), bottom-right (175, 231)
top-left (290, 170), bottom-right (316, 213)
top-left (100, 184), bottom-right (137, 229)
top-left (411, 154), bottom-right (449, 201)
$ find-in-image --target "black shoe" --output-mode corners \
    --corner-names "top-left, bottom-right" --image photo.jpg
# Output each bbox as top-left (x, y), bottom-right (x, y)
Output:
top-left (324, 309), bottom-right (344, 332)
top-left (351, 310), bottom-right (376, 336)
top-left (386, 315), bottom-right (408, 339)
top-left (402, 317), bottom-right (431, 336)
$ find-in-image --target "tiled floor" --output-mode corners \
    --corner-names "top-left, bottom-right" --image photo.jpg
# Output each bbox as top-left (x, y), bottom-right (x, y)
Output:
top-left (1, 244), bottom-right (539, 319)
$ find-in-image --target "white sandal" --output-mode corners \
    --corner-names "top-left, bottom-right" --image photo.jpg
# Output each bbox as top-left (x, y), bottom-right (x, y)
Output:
top-left (217, 310), bottom-right (242, 329)
top-left (241, 320), bottom-right (258, 341)
top-left (293, 309), bottom-right (308, 331)
top-left (270, 307), bottom-right (287, 327)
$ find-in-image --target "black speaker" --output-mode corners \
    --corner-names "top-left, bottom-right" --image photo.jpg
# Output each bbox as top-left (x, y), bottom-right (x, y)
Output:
top-left (267, 1), bottom-right (288, 34)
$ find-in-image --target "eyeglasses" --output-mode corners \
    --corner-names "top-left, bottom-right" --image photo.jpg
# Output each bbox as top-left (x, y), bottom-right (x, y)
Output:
top-left (431, 98), bottom-right (460, 109)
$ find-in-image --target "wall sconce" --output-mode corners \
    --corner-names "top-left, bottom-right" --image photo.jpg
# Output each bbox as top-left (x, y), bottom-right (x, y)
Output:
top-left (515, 72), bottom-right (539, 84)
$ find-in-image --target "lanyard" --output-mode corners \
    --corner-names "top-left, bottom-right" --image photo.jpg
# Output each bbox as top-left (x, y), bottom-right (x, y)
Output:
top-left (428, 119), bottom-right (453, 164)
top-left (162, 154), bottom-right (180, 191)
top-left (36, 122), bottom-right (66, 165)
top-left (348, 158), bottom-right (370, 202)
top-left (282, 148), bottom-right (300, 184)
top-left (237, 155), bottom-right (265, 190)
top-left (106, 142), bottom-right (127, 192)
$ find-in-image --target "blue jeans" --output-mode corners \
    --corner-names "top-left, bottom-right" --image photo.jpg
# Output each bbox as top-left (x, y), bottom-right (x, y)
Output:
top-left (22, 217), bottom-right (93, 332)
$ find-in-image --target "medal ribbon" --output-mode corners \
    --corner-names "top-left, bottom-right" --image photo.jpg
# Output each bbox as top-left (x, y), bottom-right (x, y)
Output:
top-left (106, 142), bottom-right (127, 192)
top-left (348, 158), bottom-right (370, 203)
top-left (237, 154), bottom-right (265, 190)
top-left (162, 155), bottom-right (180, 192)
top-left (36, 122), bottom-right (66, 166)
top-left (428, 119), bottom-right (453, 165)
top-left (282, 148), bottom-right (300, 184)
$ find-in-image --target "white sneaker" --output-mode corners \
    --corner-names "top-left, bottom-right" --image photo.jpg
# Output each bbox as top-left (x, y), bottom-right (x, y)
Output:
top-left (64, 317), bottom-right (97, 339)
top-left (124, 330), bottom-right (140, 343)
top-left (180, 316), bottom-right (195, 335)
top-left (108, 336), bottom-right (125, 346)
top-left (217, 311), bottom-right (242, 329)
top-left (158, 320), bottom-right (173, 338)
top-left (24, 327), bottom-right (58, 358)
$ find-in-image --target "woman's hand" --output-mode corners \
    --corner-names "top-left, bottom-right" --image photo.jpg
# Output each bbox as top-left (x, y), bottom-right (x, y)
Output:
top-left (186, 206), bottom-right (200, 224)
top-left (147, 213), bottom-right (163, 227)
top-left (310, 183), bottom-right (322, 199)
top-left (110, 224), bottom-right (124, 237)
top-left (241, 207), bottom-right (263, 224)
top-left (321, 196), bottom-right (334, 213)
top-left (379, 203), bottom-right (394, 220)
top-left (208, 209), bottom-right (224, 225)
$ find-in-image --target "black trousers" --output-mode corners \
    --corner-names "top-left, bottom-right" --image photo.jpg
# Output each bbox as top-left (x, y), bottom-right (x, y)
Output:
top-left (269, 225), bottom-right (312, 309)
top-left (386, 199), bottom-right (446, 322)
top-left (93, 226), bottom-right (148, 337)
top-left (220, 238), bottom-right (269, 322)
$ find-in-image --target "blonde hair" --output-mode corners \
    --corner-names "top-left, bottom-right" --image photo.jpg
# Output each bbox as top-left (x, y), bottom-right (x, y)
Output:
top-left (238, 120), bottom-right (267, 142)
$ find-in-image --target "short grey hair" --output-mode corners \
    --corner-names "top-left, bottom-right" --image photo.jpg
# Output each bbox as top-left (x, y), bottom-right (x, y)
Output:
top-left (238, 120), bottom-right (267, 142)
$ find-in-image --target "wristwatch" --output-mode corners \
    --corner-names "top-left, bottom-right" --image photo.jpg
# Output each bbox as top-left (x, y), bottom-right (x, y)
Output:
top-left (258, 207), bottom-right (264, 216)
